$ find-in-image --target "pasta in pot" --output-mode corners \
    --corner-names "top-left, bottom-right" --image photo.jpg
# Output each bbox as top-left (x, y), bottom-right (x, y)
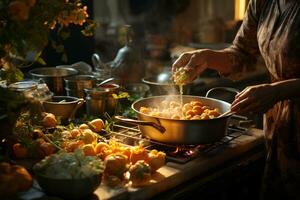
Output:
top-left (139, 100), bottom-right (220, 120)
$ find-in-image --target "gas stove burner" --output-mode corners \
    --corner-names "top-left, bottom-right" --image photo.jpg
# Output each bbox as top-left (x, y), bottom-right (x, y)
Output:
top-left (110, 117), bottom-right (251, 164)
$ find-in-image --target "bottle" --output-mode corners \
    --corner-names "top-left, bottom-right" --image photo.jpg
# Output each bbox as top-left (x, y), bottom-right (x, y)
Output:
top-left (111, 25), bottom-right (145, 86)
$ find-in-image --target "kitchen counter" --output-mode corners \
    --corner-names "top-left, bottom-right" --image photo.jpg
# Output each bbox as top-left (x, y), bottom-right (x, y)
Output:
top-left (22, 128), bottom-right (265, 200)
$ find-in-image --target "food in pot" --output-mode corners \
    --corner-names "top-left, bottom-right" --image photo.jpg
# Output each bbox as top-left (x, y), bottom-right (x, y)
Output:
top-left (129, 160), bottom-right (152, 187)
top-left (33, 149), bottom-right (104, 179)
top-left (139, 99), bottom-right (220, 120)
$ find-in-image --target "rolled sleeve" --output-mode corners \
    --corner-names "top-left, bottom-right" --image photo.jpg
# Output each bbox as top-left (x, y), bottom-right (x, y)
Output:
top-left (222, 0), bottom-right (263, 80)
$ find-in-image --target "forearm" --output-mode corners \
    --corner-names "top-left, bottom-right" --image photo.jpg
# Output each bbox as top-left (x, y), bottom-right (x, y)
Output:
top-left (203, 49), bottom-right (236, 76)
top-left (272, 79), bottom-right (300, 101)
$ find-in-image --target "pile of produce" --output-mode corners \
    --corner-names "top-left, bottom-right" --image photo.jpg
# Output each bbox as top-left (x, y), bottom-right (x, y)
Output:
top-left (7, 110), bottom-right (166, 193)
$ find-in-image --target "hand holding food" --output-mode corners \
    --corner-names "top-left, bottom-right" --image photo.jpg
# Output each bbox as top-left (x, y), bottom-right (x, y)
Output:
top-left (172, 50), bottom-right (209, 85)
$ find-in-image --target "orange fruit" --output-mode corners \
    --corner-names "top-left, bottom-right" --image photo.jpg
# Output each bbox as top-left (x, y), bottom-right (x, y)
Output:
top-left (95, 142), bottom-right (109, 154)
top-left (88, 118), bottom-right (105, 132)
top-left (70, 128), bottom-right (81, 138)
top-left (82, 129), bottom-right (97, 144)
top-left (42, 113), bottom-right (57, 128)
top-left (12, 143), bottom-right (28, 159)
top-left (40, 142), bottom-right (56, 156)
top-left (12, 165), bottom-right (33, 191)
top-left (82, 144), bottom-right (96, 156)
top-left (79, 123), bottom-right (89, 130)
top-left (66, 140), bottom-right (84, 152)
top-left (130, 146), bottom-right (149, 164)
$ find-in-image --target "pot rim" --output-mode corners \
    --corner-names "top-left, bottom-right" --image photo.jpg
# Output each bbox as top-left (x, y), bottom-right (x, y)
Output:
top-left (44, 96), bottom-right (79, 104)
top-left (29, 67), bottom-right (78, 78)
top-left (64, 75), bottom-right (96, 82)
top-left (132, 95), bottom-right (232, 121)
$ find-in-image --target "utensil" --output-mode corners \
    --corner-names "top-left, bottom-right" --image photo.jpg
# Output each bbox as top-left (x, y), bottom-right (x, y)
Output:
top-left (218, 110), bottom-right (236, 118)
top-left (92, 53), bottom-right (106, 70)
top-left (96, 77), bottom-right (115, 86)
top-left (115, 87), bottom-right (239, 144)
top-left (29, 67), bottom-right (78, 95)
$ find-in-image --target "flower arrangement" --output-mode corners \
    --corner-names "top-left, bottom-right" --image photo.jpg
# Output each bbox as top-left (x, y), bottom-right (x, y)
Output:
top-left (0, 0), bottom-right (95, 84)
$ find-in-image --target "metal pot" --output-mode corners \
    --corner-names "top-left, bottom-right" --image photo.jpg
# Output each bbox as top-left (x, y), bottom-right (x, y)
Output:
top-left (64, 75), bottom-right (96, 98)
top-left (85, 84), bottom-right (120, 117)
top-left (29, 67), bottom-right (78, 95)
top-left (116, 87), bottom-right (239, 145)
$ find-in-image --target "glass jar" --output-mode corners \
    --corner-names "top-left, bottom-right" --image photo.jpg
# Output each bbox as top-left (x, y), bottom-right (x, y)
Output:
top-left (8, 81), bottom-right (53, 102)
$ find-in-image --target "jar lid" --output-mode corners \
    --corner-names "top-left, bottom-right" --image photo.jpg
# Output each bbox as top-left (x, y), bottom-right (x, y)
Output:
top-left (8, 81), bottom-right (38, 92)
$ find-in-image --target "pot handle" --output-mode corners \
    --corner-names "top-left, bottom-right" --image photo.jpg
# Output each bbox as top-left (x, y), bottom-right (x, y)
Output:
top-left (68, 98), bottom-right (85, 120)
top-left (114, 115), bottom-right (166, 133)
top-left (205, 87), bottom-right (239, 98)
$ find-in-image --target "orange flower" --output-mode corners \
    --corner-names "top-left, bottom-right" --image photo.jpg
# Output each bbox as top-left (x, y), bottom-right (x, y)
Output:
top-left (9, 1), bottom-right (31, 21)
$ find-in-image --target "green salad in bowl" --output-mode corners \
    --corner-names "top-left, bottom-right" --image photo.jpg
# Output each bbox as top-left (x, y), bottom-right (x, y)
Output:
top-left (33, 149), bottom-right (104, 199)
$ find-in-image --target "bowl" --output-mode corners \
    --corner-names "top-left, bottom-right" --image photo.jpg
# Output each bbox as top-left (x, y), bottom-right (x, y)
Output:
top-left (124, 83), bottom-right (150, 98)
top-left (43, 96), bottom-right (84, 122)
top-left (35, 173), bottom-right (102, 199)
top-left (29, 67), bottom-right (78, 95)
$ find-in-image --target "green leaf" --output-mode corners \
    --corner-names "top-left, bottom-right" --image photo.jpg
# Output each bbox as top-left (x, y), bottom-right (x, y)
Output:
top-left (37, 57), bottom-right (46, 65)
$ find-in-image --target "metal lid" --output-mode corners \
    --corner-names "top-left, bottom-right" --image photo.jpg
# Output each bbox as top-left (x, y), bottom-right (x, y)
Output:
top-left (8, 81), bottom-right (38, 92)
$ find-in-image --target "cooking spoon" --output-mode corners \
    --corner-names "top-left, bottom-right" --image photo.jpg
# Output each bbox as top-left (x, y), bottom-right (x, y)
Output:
top-left (96, 77), bottom-right (115, 87)
top-left (218, 110), bottom-right (236, 118)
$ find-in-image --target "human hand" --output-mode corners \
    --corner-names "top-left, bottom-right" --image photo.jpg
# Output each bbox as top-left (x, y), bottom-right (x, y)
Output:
top-left (231, 84), bottom-right (279, 114)
top-left (172, 50), bottom-right (209, 84)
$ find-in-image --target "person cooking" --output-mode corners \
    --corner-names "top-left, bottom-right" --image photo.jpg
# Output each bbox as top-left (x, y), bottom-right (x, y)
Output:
top-left (172, 0), bottom-right (300, 199)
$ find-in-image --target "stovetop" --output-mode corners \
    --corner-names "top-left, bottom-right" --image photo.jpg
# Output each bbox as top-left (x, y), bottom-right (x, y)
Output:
top-left (109, 115), bottom-right (253, 164)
